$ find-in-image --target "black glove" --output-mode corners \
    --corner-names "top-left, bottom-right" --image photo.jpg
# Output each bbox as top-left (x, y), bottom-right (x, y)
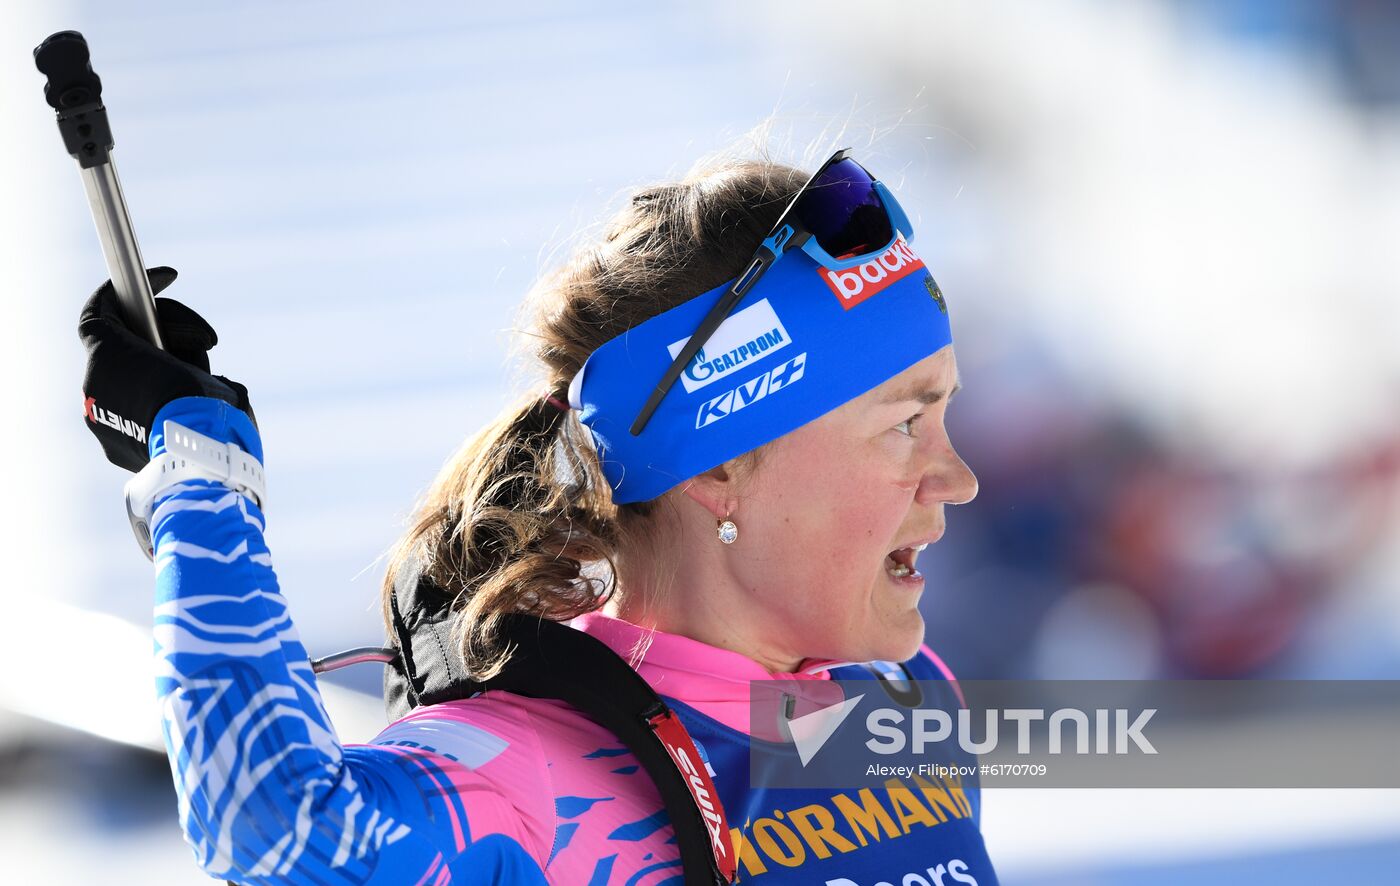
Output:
top-left (79, 267), bottom-right (255, 472)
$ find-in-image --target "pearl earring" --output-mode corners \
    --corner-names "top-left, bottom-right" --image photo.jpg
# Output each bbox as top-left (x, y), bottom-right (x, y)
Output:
top-left (717, 516), bottom-right (738, 545)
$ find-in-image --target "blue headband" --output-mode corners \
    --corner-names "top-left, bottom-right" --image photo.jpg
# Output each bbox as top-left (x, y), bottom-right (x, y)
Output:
top-left (568, 235), bottom-right (952, 503)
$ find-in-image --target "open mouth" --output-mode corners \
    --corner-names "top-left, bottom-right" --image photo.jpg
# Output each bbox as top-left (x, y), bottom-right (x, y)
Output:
top-left (883, 543), bottom-right (928, 579)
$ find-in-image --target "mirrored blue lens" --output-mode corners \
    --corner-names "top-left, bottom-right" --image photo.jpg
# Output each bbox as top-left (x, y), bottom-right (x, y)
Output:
top-left (795, 157), bottom-right (892, 258)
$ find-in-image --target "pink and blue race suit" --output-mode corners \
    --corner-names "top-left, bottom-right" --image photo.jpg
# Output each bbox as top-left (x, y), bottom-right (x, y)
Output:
top-left (150, 397), bottom-right (999, 884)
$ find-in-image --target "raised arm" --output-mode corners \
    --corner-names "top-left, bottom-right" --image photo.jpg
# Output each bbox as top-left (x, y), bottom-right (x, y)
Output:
top-left (147, 397), bottom-right (551, 883)
top-left (79, 273), bottom-right (553, 884)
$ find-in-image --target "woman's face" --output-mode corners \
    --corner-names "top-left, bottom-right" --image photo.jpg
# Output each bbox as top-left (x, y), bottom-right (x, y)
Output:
top-left (731, 345), bottom-right (977, 665)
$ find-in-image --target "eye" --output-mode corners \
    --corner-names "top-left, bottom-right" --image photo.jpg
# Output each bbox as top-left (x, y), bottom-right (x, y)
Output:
top-left (893, 413), bottom-right (924, 437)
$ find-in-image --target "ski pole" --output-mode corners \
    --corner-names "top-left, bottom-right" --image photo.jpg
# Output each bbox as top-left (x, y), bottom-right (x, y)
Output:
top-left (34, 31), bottom-right (396, 683)
top-left (34, 30), bottom-right (163, 349)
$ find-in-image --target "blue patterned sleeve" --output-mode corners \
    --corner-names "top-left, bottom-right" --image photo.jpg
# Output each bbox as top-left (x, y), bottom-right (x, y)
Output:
top-left (145, 397), bottom-right (548, 885)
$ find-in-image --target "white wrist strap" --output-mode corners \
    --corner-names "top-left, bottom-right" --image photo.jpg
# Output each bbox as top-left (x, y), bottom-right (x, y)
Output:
top-left (124, 420), bottom-right (267, 559)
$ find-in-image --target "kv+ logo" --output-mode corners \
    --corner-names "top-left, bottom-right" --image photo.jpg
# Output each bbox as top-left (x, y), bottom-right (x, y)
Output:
top-left (695, 352), bottom-right (807, 429)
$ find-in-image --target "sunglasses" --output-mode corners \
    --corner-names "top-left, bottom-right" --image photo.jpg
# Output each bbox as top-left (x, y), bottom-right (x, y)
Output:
top-left (629, 148), bottom-right (913, 435)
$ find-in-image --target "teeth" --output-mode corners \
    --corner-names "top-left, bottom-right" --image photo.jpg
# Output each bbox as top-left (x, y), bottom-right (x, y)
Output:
top-left (886, 559), bottom-right (912, 578)
top-left (912, 543), bottom-right (928, 552)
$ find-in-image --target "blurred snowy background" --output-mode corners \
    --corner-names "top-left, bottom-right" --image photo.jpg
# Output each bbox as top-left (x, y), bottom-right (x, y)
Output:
top-left (2, 1), bottom-right (1397, 883)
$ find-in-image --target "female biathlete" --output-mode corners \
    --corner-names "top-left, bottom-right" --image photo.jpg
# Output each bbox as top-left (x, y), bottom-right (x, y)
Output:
top-left (79, 149), bottom-right (996, 884)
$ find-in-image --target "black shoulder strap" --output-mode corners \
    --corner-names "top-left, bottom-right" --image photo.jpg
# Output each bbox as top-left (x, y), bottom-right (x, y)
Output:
top-left (383, 555), bottom-right (469, 718)
top-left (385, 560), bottom-right (735, 885)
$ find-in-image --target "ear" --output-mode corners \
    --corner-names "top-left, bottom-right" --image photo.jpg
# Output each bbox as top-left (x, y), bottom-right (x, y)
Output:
top-left (678, 462), bottom-right (735, 521)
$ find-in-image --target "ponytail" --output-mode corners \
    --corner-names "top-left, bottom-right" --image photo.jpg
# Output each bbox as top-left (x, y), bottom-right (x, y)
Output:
top-left (381, 394), bottom-right (618, 679)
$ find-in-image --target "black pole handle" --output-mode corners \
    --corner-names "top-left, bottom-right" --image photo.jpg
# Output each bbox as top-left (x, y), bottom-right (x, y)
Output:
top-left (34, 29), bottom-right (165, 348)
top-left (35, 30), bottom-right (103, 110)
top-left (34, 30), bottom-right (114, 168)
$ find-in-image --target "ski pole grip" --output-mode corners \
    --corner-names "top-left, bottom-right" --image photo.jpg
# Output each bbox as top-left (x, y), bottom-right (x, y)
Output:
top-left (34, 30), bottom-right (112, 168)
top-left (34, 30), bottom-right (164, 349)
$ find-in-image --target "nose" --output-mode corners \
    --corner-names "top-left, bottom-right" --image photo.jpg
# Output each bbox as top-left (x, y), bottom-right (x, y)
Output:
top-left (914, 438), bottom-right (978, 507)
